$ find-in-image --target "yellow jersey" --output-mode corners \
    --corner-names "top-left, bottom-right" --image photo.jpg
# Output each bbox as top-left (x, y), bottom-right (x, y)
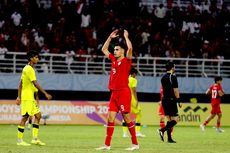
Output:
top-left (21, 65), bottom-right (37, 101)
top-left (128, 76), bottom-right (137, 102)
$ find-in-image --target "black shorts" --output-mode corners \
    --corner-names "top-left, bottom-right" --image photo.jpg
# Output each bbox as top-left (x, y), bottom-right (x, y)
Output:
top-left (162, 99), bottom-right (178, 116)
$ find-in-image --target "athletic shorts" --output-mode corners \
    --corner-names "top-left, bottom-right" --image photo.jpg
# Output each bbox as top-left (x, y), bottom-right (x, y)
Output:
top-left (158, 104), bottom-right (165, 116)
top-left (21, 100), bottom-right (40, 116)
top-left (109, 88), bottom-right (131, 113)
top-left (162, 99), bottom-right (178, 116)
top-left (211, 104), bottom-right (221, 114)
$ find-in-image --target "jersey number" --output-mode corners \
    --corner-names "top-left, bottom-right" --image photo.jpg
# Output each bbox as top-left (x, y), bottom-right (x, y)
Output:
top-left (211, 89), bottom-right (218, 99)
top-left (112, 68), bottom-right (116, 74)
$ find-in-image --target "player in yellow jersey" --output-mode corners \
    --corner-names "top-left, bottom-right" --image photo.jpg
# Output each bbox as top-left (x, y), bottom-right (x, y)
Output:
top-left (122, 67), bottom-right (145, 138)
top-left (16, 50), bottom-right (52, 146)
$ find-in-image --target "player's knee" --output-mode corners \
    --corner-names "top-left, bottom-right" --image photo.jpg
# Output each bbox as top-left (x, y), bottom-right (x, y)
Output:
top-left (122, 113), bottom-right (132, 123)
top-left (107, 117), bottom-right (115, 122)
top-left (218, 113), bottom-right (222, 118)
top-left (35, 112), bottom-right (42, 120)
top-left (107, 114), bottom-right (116, 122)
top-left (21, 117), bottom-right (28, 125)
top-left (160, 116), bottom-right (165, 121)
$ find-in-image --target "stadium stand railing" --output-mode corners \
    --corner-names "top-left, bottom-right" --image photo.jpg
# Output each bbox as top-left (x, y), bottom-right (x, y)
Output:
top-left (141, 0), bottom-right (230, 13)
top-left (1, 52), bottom-right (230, 78)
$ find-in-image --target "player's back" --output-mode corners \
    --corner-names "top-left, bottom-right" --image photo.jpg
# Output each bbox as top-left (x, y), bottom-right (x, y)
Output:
top-left (209, 83), bottom-right (222, 104)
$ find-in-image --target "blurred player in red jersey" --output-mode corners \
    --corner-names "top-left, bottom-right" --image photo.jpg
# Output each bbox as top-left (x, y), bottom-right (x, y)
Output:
top-left (200, 76), bottom-right (225, 132)
top-left (96, 29), bottom-right (139, 151)
top-left (159, 85), bottom-right (165, 129)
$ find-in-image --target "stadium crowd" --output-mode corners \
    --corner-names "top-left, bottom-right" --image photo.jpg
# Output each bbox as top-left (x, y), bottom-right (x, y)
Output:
top-left (0, 0), bottom-right (230, 61)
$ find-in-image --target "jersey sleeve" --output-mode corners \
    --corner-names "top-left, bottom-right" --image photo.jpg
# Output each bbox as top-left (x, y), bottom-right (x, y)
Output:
top-left (108, 53), bottom-right (116, 61)
top-left (127, 58), bottom-right (132, 65)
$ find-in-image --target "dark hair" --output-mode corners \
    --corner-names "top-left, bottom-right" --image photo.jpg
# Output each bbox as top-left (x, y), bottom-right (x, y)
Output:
top-left (130, 67), bottom-right (137, 75)
top-left (114, 41), bottom-right (127, 51)
top-left (27, 50), bottom-right (39, 61)
top-left (166, 61), bottom-right (175, 71)
top-left (214, 76), bottom-right (222, 83)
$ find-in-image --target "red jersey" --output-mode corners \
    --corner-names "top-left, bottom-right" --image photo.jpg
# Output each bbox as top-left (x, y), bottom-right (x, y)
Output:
top-left (159, 85), bottom-right (164, 115)
top-left (108, 54), bottom-right (132, 90)
top-left (209, 83), bottom-right (223, 105)
top-left (160, 85), bottom-right (163, 101)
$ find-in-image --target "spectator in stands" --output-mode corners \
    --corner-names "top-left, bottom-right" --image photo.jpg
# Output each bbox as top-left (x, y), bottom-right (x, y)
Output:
top-left (39, 0), bottom-right (52, 10)
top-left (41, 62), bottom-right (49, 73)
top-left (201, 40), bottom-right (212, 59)
top-left (65, 50), bottom-right (75, 73)
top-left (32, 29), bottom-right (44, 49)
top-left (11, 11), bottom-right (22, 27)
top-left (40, 44), bottom-right (50, 54)
top-left (154, 3), bottom-right (166, 19)
top-left (76, 45), bottom-right (87, 62)
top-left (0, 18), bottom-right (5, 29)
top-left (0, 0), bottom-right (229, 61)
top-left (20, 29), bottom-right (30, 52)
top-left (81, 7), bottom-right (91, 28)
top-left (0, 42), bottom-right (8, 60)
top-left (140, 29), bottom-right (151, 57)
top-left (40, 44), bottom-right (50, 62)
top-left (202, 0), bottom-right (211, 13)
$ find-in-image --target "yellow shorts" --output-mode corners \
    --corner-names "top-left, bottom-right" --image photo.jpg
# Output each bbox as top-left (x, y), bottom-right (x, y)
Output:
top-left (21, 100), bottom-right (40, 116)
top-left (131, 99), bottom-right (141, 114)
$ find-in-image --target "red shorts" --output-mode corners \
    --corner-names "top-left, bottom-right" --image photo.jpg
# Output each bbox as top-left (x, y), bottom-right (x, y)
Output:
top-left (158, 104), bottom-right (165, 116)
top-left (211, 104), bottom-right (221, 114)
top-left (109, 88), bottom-right (131, 113)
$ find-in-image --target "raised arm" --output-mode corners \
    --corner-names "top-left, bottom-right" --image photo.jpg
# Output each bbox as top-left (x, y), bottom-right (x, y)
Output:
top-left (124, 30), bottom-right (133, 59)
top-left (101, 30), bottom-right (118, 58)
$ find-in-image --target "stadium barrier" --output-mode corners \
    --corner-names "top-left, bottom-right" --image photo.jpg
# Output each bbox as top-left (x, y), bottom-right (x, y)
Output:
top-left (0, 100), bottom-right (229, 126)
top-left (1, 52), bottom-right (230, 78)
top-left (1, 74), bottom-right (230, 94)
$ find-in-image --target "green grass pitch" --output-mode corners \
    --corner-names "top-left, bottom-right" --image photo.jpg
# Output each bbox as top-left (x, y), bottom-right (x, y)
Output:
top-left (0, 124), bottom-right (229, 153)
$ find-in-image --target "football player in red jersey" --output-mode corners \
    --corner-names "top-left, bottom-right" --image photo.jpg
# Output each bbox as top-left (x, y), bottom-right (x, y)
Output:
top-left (200, 76), bottom-right (225, 132)
top-left (96, 29), bottom-right (139, 151)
